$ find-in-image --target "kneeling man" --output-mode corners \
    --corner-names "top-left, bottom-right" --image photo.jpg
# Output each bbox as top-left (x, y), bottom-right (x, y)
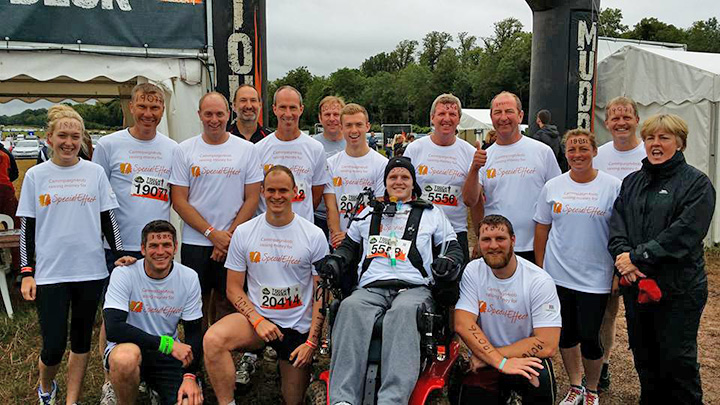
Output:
top-left (104, 220), bottom-right (204, 405)
top-left (455, 215), bottom-right (561, 404)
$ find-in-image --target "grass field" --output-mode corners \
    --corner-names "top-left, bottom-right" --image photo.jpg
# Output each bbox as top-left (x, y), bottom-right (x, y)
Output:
top-left (2, 160), bottom-right (719, 404)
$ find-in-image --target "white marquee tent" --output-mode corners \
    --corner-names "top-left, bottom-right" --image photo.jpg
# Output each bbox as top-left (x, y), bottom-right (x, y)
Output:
top-left (0, 46), bottom-right (210, 144)
top-left (594, 45), bottom-right (720, 243)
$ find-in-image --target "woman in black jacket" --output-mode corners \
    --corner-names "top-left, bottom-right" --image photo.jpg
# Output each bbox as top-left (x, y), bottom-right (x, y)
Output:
top-left (608, 113), bottom-right (715, 405)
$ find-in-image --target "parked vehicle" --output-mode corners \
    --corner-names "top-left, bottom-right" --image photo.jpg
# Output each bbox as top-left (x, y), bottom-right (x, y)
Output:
top-left (11, 139), bottom-right (40, 159)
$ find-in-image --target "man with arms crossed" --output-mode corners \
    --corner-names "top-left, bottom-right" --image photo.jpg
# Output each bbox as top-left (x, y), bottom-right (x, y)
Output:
top-left (593, 96), bottom-right (646, 391)
top-left (255, 86), bottom-right (338, 236)
top-left (455, 215), bottom-right (561, 404)
top-left (104, 220), bottom-right (203, 405)
top-left (313, 96), bottom-right (346, 238)
top-left (94, 83), bottom-right (178, 404)
top-left (170, 92), bottom-right (263, 328)
top-left (203, 166), bottom-right (328, 405)
top-left (324, 103), bottom-right (387, 247)
top-left (405, 93), bottom-right (483, 263)
top-left (228, 84), bottom-right (270, 143)
top-left (462, 92), bottom-right (560, 264)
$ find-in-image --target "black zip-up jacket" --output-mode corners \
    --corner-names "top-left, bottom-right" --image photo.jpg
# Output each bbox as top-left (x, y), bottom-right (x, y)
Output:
top-left (608, 151), bottom-right (716, 296)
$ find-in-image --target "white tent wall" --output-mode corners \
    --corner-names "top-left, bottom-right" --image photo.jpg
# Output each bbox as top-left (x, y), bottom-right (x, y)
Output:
top-left (594, 45), bottom-right (720, 244)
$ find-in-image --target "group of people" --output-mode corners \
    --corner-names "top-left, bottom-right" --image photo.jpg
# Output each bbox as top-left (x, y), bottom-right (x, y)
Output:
top-left (13, 79), bottom-right (714, 405)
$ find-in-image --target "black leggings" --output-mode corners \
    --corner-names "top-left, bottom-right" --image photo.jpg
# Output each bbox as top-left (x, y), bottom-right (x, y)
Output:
top-left (459, 358), bottom-right (556, 404)
top-left (36, 278), bottom-right (106, 366)
top-left (557, 286), bottom-right (609, 360)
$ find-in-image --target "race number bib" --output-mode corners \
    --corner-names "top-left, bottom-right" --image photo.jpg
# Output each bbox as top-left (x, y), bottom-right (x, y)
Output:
top-left (338, 193), bottom-right (364, 214)
top-left (367, 235), bottom-right (411, 261)
top-left (292, 181), bottom-right (309, 203)
top-left (422, 183), bottom-right (460, 207)
top-left (260, 284), bottom-right (303, 310)
top-left (131, 174), bottom-right (169, 202)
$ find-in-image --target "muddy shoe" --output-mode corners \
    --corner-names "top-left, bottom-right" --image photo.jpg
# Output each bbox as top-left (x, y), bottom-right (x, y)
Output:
top-left (99, 381), bottom-right (116, 405)
top-left (264, 346), bottom-right (278, 361)
top-left (236, 353), bottom-right (258, 385)
top-left (37, 380), bottom-right (57, 405)
top-left (559, 385), bottom-right (584, 405)
top-left (598, 365), bottom-right (611, 392)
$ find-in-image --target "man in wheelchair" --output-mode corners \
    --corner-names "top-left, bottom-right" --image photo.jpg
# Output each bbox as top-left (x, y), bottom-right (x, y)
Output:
top-left (319, 156), bottom-right (464, 404)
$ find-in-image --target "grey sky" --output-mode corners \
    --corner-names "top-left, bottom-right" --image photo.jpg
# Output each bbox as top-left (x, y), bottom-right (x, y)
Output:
top-left (266, 0), bottom-right (717, 79)
top-left (1, 1), bottom-right (715, 115)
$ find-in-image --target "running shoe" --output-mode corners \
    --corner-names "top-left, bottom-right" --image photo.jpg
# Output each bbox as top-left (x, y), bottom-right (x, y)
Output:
top-left (264, 346), bottom-right (278, 361)
top-left (598, 366), bottom-right (611, 392)
top-left (559, 385), bottom-right (584, 405)
top-left (505, 390), bottom-right (522, 405)
top-left (37, 380), bottom-right (57, 405)
top-left (99, 381), bottom-right (116, 405)
top-left (585, 389), bottom-right (600, 405)
top-left (236, 353), bottom-right (258, 385)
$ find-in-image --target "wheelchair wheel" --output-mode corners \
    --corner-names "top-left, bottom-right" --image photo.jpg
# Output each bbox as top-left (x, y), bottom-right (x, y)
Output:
top-left (305, 380), bottom-right (327, 405)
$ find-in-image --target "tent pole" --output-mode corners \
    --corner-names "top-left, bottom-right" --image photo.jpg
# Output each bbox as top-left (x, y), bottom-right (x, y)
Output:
top-left (709, 102), bottom-right (719, 245)
top-left (205, 0), bottom-right (216, 90)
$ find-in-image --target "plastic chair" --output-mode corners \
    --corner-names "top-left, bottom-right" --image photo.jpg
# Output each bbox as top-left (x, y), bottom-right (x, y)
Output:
top-left (0, 214), bottom-right (15, 318)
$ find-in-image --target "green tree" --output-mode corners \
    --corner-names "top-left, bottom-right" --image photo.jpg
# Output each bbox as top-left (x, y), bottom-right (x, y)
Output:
top-left (329, 68), bottom-right (366, 103)
top-left (391, 39), bottom-right (418, 70)
top-left (598, 8), bottom-right (628, 37)
top-left (686, 17), bottom-right (720, 52)
top-left (622, 17), bottom-right (687, 44)
top-left (419, 31), bottom-right (453, 70)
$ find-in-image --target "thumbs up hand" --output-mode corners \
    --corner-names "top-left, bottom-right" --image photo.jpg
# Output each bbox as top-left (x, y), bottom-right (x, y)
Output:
top-left (471, 141), bottom-right (487, 170)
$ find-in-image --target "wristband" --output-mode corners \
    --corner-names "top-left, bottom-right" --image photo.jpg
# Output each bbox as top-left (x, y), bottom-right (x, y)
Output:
top-left (159, 335), bottom-right (174, 355)
top-left (203, 226), bottom-right (215, 238)
top-left (20, 266), bottom-right (34, 278)
top-left (252, 316), bottom-right (265, 330)
top-left (498, 357), bottom-right (508, 371)
top-left (305, 340), bottom-right (318, 349)
top-left (183, 373), bottom-right (197, 381)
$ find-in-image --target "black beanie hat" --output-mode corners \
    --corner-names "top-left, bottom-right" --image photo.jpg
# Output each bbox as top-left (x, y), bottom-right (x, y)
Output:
top-left (384, 156), bottom-right (422, 198)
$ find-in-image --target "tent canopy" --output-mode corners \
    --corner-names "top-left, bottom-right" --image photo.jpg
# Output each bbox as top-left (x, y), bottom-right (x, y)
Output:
top-left (459, 109), bottom-right (493, 131)
top-left (595, 45), bottom-right (720, 243)
top-left (0, 48), bottom-right (209, 143)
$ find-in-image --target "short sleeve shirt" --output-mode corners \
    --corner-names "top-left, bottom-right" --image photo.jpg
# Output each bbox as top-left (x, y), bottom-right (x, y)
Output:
top-left (16, 160), bottom-right (118, 285)
top-left (104, 259), bottom-right (203, 350)
top-left (225, 215), bottom-right (329, 333)
top-left (92, 129), bottom-right (178, 250)
top-left (593, 141), bottom-right (646, 180)
top-left (404, 136), bottom-right (475, 232)
top-left (479, 137), bottom-right (561, 251)
top-left (347, 204), bottom-right (457, 287)
top-left (324, 150), bottom-right (387, 232)
top-left (255, 133), bottom-right (331, 222)
top-left (533, 171), bottom-right (621, 293)
top-left (169, 134), bottom-right (263, 246)
top-left (455, 257), bottom-right (562, 348)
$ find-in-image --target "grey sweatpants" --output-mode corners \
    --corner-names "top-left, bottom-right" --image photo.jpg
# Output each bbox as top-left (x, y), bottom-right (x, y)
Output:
top-left (328, 286), bottom-right (432, 405)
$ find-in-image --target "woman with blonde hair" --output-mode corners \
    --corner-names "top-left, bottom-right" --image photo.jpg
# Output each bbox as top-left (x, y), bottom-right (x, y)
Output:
top-left (609, 114), bottom-right (715, 404)
top-left (534, 129), bottom-right (622, 405)
top-left (16, 104), bottom-right (124, 404)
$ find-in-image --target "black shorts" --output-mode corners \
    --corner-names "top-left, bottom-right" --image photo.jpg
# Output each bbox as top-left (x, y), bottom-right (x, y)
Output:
top-left (180, 243), bottom-right (227, 297)
top-left (460, 357), bottom-right (556, 404)
top-left (266, 327), bottom-right (309, 362)
top-left (36, 278), bottom-right (106, 366)
top-left (105, 345), bottom-right (184, 405)
top-left (556, 286), bottom-right (609, 360)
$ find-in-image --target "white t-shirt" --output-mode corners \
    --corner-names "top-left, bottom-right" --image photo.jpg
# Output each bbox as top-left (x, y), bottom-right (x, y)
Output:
top-left (404, 136), bottom-right (475, 232)
top-left (16, 160), bottom-right (118, 285)
top-left (255, 133), bottom-right (331, 222)
top-left (533, 171), bottom-right (621, 294)
top-left (92, 129), bottom-right (178, 251)
top-left (104, 259), bottom-right (203, 351)
top-left (324, 149), bottom-right (387, 232)
top-left (225, 214), bottom-right (329, 333)
top-left (347, 204), bottom-right (457, 287)
top-left (169, 135), bottom-right (263, 246)
top-left (480, 137), bottom-right (561, 251)
top-left (455, 256), bottom-right (561, 348)
top-left (593, 141), bottom-right (646, 180)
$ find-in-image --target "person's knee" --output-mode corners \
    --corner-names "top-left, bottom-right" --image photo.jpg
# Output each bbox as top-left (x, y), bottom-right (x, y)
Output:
top-left (203, 326), bottom-right (230, 358)
top-left (40, 345), bottom-right (65, 367)
top-left (109, 345), bottom-right (142, 377)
